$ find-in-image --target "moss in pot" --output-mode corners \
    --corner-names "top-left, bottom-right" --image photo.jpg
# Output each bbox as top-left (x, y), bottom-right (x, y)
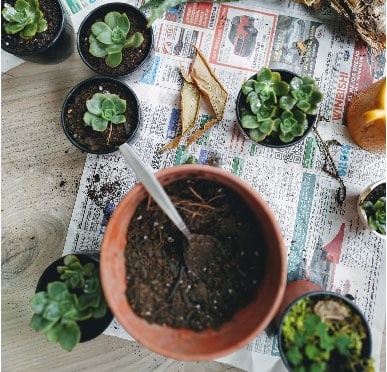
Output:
top-left (277, 288), bottom-right (374, 371)
top-left (61, 77), bottom-right (140, 154)
top-left (1, 0), bottom-right (75, 63)
top-left (236, 67), bottom-right (323, 148)
top-left (100, 165), bottom-right (287, 360)
top-left (77, 3), bottom-right (153, 77)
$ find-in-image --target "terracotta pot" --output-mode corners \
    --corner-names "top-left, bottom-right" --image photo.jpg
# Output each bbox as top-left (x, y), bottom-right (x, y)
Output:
top-left (61, 77), bottom-right (140, 154)
top-left (357, 179), bottom-right (386, 239)
top-left (235, 70), bottom-right (317, 148)
top-left (77, 3), bottom-right (154, 77)
top-left (1, 0), bottom-right (75, 64)
top-left (35, 253), bottom-right (113, 343)
top-left (100, 164), bottom-right (287, 361)
top-left (346, 77), bottom-right (386, 154)
top-left (276, 281), bottom-right (372, 371)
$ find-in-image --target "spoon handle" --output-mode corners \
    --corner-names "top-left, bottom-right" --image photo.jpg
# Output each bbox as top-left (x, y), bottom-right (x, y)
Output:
top-left (119, 143), bottom-right (192, 240)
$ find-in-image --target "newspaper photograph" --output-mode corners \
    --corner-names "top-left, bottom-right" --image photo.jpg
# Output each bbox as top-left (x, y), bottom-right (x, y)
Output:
top-left (54, 0), bottom-right (386, 370)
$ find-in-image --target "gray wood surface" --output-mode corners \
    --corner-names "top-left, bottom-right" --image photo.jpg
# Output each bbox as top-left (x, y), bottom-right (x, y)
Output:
top-left (1, 53), bottom-right (385, 371)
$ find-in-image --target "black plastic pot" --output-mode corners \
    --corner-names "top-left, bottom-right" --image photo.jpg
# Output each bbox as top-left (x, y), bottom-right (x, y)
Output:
top-left (35, 253), bottom-right (113, 343)
top-left (61, 76), bottom-right (141, 154)
top-left (235, 70), bottom-right (317, 148)
top-left (277, 290), bottom-right (372, 371)
top-left (1, 0), bottom-right (75, 64)
top-left (77, 3), bottom-right (154, 77)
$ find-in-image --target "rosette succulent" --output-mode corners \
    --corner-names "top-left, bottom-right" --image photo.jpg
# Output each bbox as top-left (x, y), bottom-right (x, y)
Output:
top-left (2, 0), bottom-right (48, 39)
top-left (238, 67), bottom-right (323, 144)
top-left (83, 92), bottom-right (127, 132)
top-left (89, 11), bottom-right (144, 68)
top-left (30, 255), bottom-right (108, 351)
top-left (362, 196), bottom-right (386, 235)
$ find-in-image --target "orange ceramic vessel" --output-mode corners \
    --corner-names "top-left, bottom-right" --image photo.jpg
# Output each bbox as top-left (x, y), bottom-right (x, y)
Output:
top-left (346, 77), bottom-right (386, 154)
top-left (100, 165), bottom-right (287, 361)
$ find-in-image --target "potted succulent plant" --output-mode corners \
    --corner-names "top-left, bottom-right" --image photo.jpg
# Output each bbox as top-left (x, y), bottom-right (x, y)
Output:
top-left (61, 76), bottom-right (140, 154)
top-left (1, 0), bottom-right (75, 64)
top-left (358, 180), bottom-right (386, 238)
top-left (100, 164), bottom-right (287, 361)
top-left (30, 254), bottom-right (113, 351)
top-left (77, 3), bottom-right (153, 77)
top-left (276, 281), bottom-right (373, 371)
top-left (236, 67), bottom-right (323, 147)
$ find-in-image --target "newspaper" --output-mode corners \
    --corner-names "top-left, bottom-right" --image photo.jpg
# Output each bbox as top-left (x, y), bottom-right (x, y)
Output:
top-left (56, 0), bottom-right (386, 370)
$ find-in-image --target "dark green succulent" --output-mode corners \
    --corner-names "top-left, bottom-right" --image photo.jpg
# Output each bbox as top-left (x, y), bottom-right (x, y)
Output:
top-left (362, 196), bottom-right (386, 235)
top-left (83, 92), bottom-right (127, 132)
top-left (239, 67), bottom-right (323, 144)
top-left (2, 0), bottom-right (47, 39)
top-left (89, 11), bottom-right (144, 68)
top-left (30, 255), bottom-right (108, 351)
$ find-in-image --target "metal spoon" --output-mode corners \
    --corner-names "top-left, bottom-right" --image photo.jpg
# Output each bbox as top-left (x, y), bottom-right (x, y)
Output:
top-left (119, 143), bottom-right (192, 240)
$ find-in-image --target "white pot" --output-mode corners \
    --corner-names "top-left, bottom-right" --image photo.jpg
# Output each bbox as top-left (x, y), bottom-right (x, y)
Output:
top-left (357, 180), bottom-right (386, 239)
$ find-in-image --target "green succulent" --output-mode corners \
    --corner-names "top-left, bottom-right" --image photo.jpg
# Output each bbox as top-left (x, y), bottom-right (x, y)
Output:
top-left (239, 66), bottom-right (323, 144)
top-left (30, 255), bottom-right (108, 351)
top-left (89, 11), bottom-right (144, 68)
top-left (2, 0), bottom-right (47, 39)
top-left (362, 196), bottom-right (386, 235)
top-left (83, 93), bottom-right (127, 132)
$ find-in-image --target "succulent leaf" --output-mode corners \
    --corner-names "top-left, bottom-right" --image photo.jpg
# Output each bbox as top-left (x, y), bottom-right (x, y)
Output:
top-left (30, 255), bottom-right (108, 351)
top-left (2, 0), bottom-right (47, 39)
top-left (89, 11), bottom-right (144, 68)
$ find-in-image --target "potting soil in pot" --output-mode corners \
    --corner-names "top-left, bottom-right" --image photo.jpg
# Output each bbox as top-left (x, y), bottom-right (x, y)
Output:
top-left (125, 178), bottom-right (266, 331)
top-left (1, 0), bottom-right (62, 55)
top-left (65, 81), bottom-right (138, 153)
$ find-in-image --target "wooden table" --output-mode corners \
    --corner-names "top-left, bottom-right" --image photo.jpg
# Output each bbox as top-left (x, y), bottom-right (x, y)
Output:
top-left (2, 53), bottom-right (385, 371)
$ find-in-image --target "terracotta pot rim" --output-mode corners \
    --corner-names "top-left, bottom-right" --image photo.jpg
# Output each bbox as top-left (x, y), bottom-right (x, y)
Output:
top-left (235, 69), bottom-right (316, 148)
top-left (100, 164), bottom-right (287, 360)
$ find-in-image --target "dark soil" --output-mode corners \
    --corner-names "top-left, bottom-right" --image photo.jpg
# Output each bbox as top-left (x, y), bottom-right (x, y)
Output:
top-left (78, 5), bottom-right (153, 76)
top-left (64, 80), bottom-right (139, 154)
top-left (1, 0), bottom-right (61, 55)
top-left (365, 183), bottom-right (385, 204)
top-left (125, 178), bottom-right (267, 332)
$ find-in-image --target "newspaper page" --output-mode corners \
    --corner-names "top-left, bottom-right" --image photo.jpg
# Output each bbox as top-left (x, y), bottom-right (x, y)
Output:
top-left (59, 0), bottom-right (386, 370)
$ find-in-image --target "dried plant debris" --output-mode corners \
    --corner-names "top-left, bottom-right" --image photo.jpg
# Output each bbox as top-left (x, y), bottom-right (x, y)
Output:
top-left (160, 46), bottom-right (228, 151)
top-left (294, 0), bottom-right (386, 50)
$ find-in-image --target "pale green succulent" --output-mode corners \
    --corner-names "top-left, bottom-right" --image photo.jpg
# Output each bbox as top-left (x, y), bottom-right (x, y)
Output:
top-left (239, 67), bottom-right (323, 144)
top-left (2, 0), bottom-right (47, 39)
top-left (89, 11), bottom-right (144, 68)
top-left (83, 93), bottom-right (127, 132)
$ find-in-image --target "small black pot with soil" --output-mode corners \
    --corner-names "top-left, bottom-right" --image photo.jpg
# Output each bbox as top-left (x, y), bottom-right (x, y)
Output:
top-left (1, 0), bottom-right (75, 64)
top-left (62, 76), bottom-right (140, 154)
top-left (77, 3), bottom-right (153, 77)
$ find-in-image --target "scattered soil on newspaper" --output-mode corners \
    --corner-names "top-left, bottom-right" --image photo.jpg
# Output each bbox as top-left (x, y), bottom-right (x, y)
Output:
top-left (125, 178), bottom-right (266, 331)
top-left (1, 0), bottom-right (61, 55)
top-left (64, 81), bottom-right (138, 153)
top-left (78, 6), bottom-right (152, 76)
